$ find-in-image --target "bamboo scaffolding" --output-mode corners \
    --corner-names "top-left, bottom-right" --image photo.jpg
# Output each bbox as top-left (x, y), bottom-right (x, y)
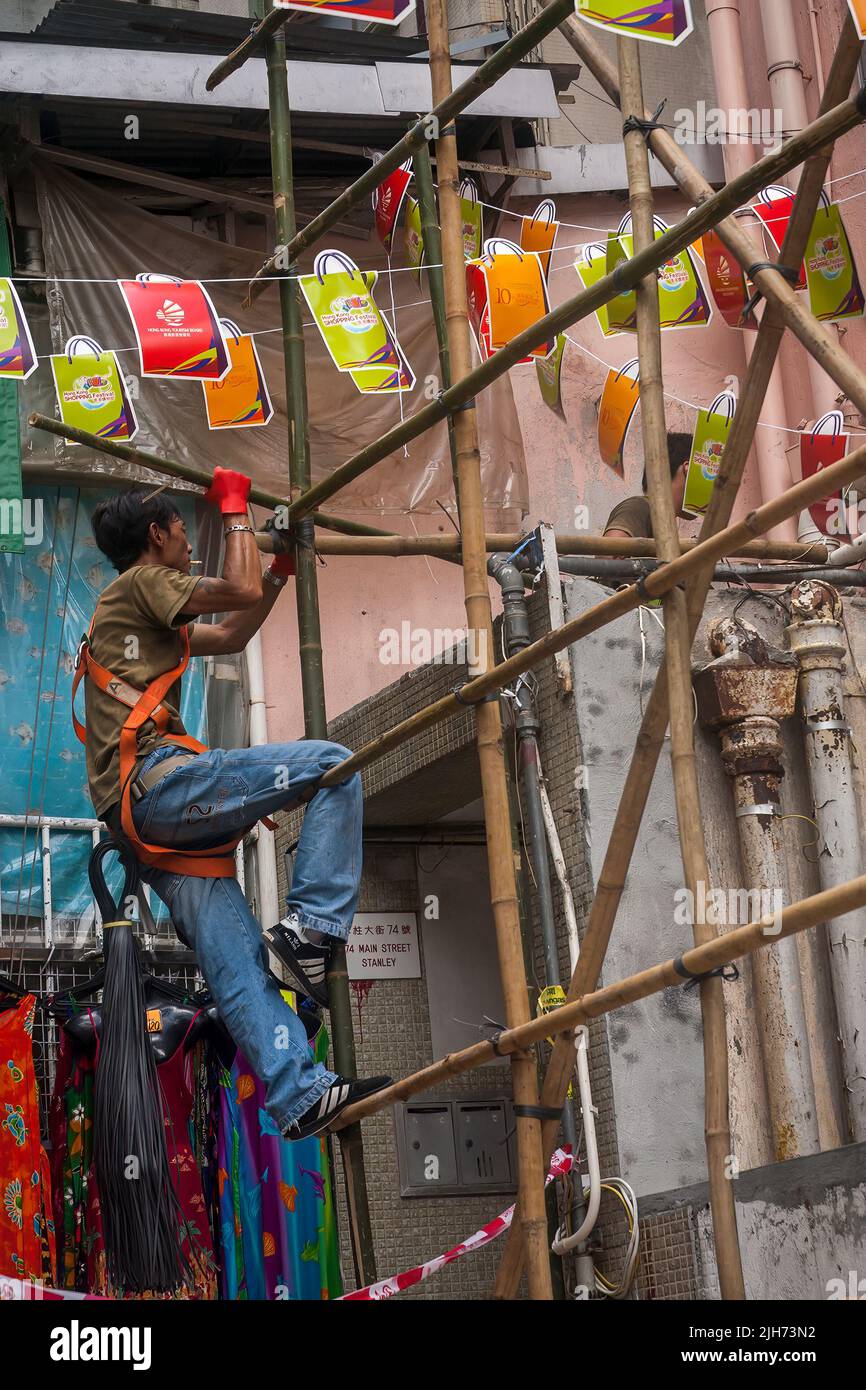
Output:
top-left (276, 90), bottom-right (866, 522)
top-left (307, 436), bottom-right (866, 791)
top-left (426, 0), bottom-right (551, 1302)
top-left (492, 13), bottom-right (865, 1300)
top-left (618, 34), bottom-right (742, 1298)
top-left (238, 0), bottom-right (577, 301)
top-left (29, 1), bottom-right (866, 1306)
top-left (258, 2), bottom-right (377, 1284)
top-left (26, 418), bottom-right (828, 566)
top-left (331, 873), bottom-right (866, 1129)
top-left (411, 137), bottom-right (461, 505)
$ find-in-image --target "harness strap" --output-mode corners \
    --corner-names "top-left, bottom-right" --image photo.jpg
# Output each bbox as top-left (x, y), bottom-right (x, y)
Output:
top-left (76, 615), bottom-right (238, 878)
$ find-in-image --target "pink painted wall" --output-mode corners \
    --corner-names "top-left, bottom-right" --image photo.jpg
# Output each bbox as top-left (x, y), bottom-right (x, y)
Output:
top-left (260, 0), bottom-right (866, 743)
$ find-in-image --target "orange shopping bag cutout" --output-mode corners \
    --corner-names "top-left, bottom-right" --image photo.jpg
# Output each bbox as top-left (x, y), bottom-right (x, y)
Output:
top-left (519, 200), bottom-right (559, 281)
top-left (203, 320), bottom-right (273, 430)
top-left (598, 358), bottom-right (640, 478)
top-left (481, 239), bottom-right (553, 359)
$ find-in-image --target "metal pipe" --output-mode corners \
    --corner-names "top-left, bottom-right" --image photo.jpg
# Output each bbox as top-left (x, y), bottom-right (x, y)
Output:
top-left (488, 553), bottom-right (579, 1167)
top-left (241, 0), bottom-right (577, 299)
top-left (787, 581), bottom-right (866, 1142)
top-left (244, 631), bottom-right (280, 933)
top-left (695, 622), bottom-right (820, 1161)
top-left (555, 556), bottom-right (866, 586)
top-left (705, 0), bottom-right (800, 541)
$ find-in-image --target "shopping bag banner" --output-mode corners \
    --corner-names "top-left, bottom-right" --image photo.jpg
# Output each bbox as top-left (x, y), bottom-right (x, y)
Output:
top-left (576, 0), bottom-right (694, 46)
top-left (404, 196), bottom-right (425, 284)
top-left (272, 0), bottom-right (416, 23)
top-left (804, 202), bottom-right (865, 322)
top-left (0, 277), bottom-right (37, 380)
top-left (614, 215), bottom-right (711, 330)
top-left (299, 251), bottom-right (407, 382)
top-left (460, 180), bottom-right (484, 262)
top-left (598, 359), bottom-right (640, 478)
top-left (846, 1), bottom-right (866, 40)
top-left (519, 200), bottom-right (559, 281)
top-left (467, 240), bottom-right (553, 363)
top-left (574, 245), bottom-right (622, 338)
top-left (535, 334), bottom-right (567, 419)
top-left (702, 226), bottom-right (756, 330)
top-left (374, 159), bottom-right (413, 252)
top-left (753, 188), bottom-right (807, 291)
top-left (800, 410), bottom-right (850, 536)
top-left (605, 235), bottom-right (638, 333)
top-left (683, 392), bottom-right (736, 516)
top-left (203, 324), bottom-right (273, 430)
top-left (50, 336), bottom-right (138, 442)
top-left (118, 276), bottom-right (230, 381)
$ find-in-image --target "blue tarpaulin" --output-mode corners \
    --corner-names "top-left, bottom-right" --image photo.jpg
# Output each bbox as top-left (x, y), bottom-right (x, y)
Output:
top-left (0, 486), bottom-right (206, 933)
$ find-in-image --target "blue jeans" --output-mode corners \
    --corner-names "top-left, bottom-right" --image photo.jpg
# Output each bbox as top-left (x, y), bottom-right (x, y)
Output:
top-left (130, 740), bottom-right (362, 1132)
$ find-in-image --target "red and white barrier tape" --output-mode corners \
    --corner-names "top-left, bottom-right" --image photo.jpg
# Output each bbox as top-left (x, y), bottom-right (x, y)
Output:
top-left (339, 1147), bottom-right (575, 1301)
top-left (0, 1277), bottom-right (104, 1301)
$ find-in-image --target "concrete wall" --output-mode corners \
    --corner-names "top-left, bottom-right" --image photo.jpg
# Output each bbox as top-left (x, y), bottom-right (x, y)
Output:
top-left (564, 575), bottom-right (861, 1201)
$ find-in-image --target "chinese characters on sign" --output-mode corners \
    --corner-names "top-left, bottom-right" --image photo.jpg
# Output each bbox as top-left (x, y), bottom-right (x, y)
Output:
top-left (346, 912), bottom-right (421, 980)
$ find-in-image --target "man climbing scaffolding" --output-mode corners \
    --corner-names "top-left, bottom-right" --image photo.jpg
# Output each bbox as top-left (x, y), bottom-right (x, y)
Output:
top-left (75, 467), bottom-right (391, 1140)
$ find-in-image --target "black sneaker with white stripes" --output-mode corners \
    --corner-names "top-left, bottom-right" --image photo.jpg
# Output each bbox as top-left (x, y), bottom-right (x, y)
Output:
top-left (285, 1074), bottom-right (393, 1142)
top-left (263, 914), bottom-right (332, 1008)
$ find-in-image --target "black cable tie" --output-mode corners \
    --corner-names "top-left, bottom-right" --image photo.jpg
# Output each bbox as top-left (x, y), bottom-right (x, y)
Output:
top-left (435, 390), bottom-right (475, 417)
top-left (438, 124), bottom-right (457, 139)
top-left (489, 1030), bottom-right (505, 1057)
top-left (622, 98), bottom-right (667, 143)
top-left (452, 681), bottom-right (497, 706)
top-left (673, 954), bottom-right (740, 990)
top-left (742, 259), bottom-right (800, 317)
top-left (635, 574), bottom-right (654, 601)
top-left (513, 1103), bottom-right (564, 1122)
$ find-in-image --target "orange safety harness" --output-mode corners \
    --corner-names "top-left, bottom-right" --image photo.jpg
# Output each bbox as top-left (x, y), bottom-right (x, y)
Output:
top-left (72, 616), bottom-right (240, 878)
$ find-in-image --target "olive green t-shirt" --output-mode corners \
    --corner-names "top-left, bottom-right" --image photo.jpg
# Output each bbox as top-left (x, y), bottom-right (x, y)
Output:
top-left (84, 564), bottom-right (200, 816)
top-left (603, 495), bottom-right (653, 539)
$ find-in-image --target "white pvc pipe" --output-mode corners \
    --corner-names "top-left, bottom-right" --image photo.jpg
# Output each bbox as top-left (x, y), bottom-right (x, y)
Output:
top-left (551, 1027), bottom-right (601, 1255)
top-left (787, 610), bottom-right (866, 1140)
top-left (245, 631), bottom-right (280, 929)
top-left (537, 771), bottom-right (580, 973)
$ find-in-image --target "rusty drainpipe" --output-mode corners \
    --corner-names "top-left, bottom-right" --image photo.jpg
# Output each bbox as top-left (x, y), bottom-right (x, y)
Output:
top-left (695, 618), bottom-right (820, 1161)
top-left (786, 581), bottom-right (866, 1142)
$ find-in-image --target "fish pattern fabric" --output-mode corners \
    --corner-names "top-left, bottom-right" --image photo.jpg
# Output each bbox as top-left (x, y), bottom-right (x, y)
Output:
top-left (216, 1025), bottom-right (342, 1301)
top-left (0, 995), bottom-right (56, 1284)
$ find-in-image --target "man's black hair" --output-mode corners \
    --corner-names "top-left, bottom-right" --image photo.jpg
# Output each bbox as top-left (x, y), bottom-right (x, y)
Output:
top-left (91, 489), bottom-right (182, 573)
top-left (641, 431), bottom-right (693, 493)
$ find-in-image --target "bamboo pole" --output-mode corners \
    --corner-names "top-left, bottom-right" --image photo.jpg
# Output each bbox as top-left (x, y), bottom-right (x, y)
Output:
top-left (257, 530), bottom-right (828, 563)
top-left (258, 4), bottom-right (377, 1286)
top-left (24, 419), bottom-right (828, 565)
top-left (240, 0), bottom-right (577, 300)
top-left (332, 872), bottom-right (866, 1129)
top-left (427, 0), bottom-right (552, 1302)
top-left (411, 137), bottom-right (461, 506)
top-left (492, 16), bottom-right (865, 1299)
top-left (618, 35), bottom-right (743, 1298)
top-left (276, 88), bottom-right (866, 521)
top-left (206, 5), bottom-right (291, 91)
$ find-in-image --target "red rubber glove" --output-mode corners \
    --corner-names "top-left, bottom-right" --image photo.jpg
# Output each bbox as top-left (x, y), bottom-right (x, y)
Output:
top-left (204, 466), bottom-right (252, 516)
top-left (270, 554), bottom-right (296, 578)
